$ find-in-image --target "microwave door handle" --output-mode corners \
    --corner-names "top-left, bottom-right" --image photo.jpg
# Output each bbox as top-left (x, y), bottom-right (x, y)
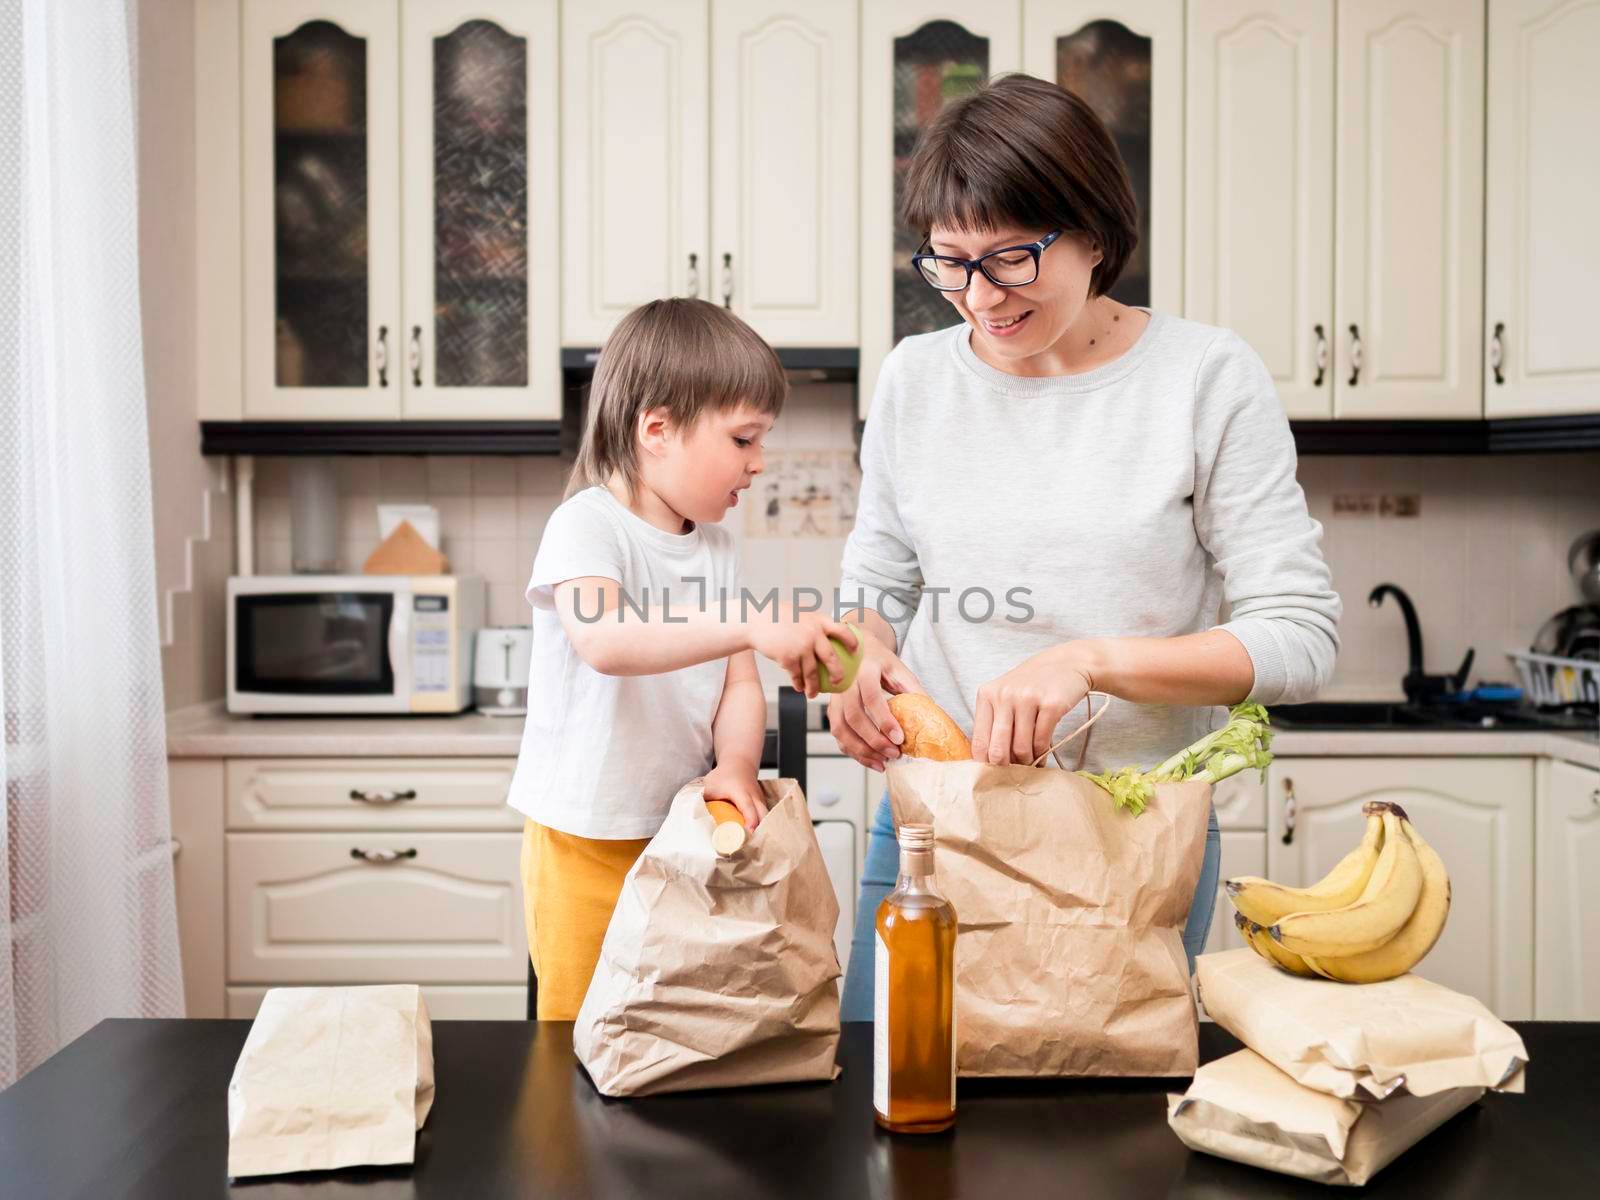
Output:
top-left (388, 599), bottom-right (411, 703)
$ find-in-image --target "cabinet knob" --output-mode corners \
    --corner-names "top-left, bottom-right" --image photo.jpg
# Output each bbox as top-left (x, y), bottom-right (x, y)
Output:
top-left (1313, 324), bottom-right (1328, 387)
top-left (686, 252), bottom-right (700, 298)
top-left (814, 787), bottom-right (841, 808)
top-left (349, 787), bottom-right (417, 805)
top-left (376, 325), bottom-right (390, 388)
top-left (1490, 322), bottom-right (1505, 385)
top-left (1281, 777), bottom-right (1297, 845)
top-left (1347, 325), bottom-right (1363, 387)
top-left (409, 325), bottom-right (423, 388)
top-left (350, 847), bottom-right (418, 864)
top-left (721, 253), bottom-right (734, 309)
top-left (1591, 787), bottom-right (1599, 807)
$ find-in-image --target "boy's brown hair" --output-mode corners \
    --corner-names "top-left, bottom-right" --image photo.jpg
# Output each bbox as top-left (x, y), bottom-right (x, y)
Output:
top-left (566, 298), bottom-right (787, 500)
top-left (899, 73), bottom-right (1139, 299)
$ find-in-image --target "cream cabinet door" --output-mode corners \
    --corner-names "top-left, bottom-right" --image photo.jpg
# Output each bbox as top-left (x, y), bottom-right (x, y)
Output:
top-left (1484, 0), bottom-right (1600, 417)
top-left (1333, 0), bottom-right (1484, 419)
top-left (561, 0), bottom-right (710, 344)
top-left (1186, 0), bottom-right (1335, 419)
top-left (400, 0), bottom-right (560, 418)
top-left (242, 0), bottom-right (402, 418)
top-left (1266, 757), bottom-right (1534, 1018)
top-left (1203, 831), bottom-right (1267, 958)
top-left (1535, 758), bottom-right (1600, 1018)
top-left (227, 832), bottom-right (527, 984)
top-left (711, 0), bottom-right (858, 346)
top-left (1024, 0), bottom-right (1185, 316)
top-left (859, 1), bottom-right (1023, 418)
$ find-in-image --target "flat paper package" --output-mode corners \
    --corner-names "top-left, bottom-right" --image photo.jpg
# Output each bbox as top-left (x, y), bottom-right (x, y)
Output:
top-left (1168, 1048), bottom-right (1483, 1186)
top-left (574, 778), bottom-right (842, 1097)
top-left (887, 756), bottom-right (1211, 1077)
top-left (1197, 948), bottom-right (1528, 1098)
top-left (227, 984), bottom-right (435, 1178)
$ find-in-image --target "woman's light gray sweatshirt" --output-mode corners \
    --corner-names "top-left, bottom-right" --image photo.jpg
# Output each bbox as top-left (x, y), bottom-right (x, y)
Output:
top-left (839, 312), bottom-right (1341, 773)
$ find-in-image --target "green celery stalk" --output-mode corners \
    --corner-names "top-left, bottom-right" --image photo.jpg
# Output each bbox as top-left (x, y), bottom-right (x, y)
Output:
top-left (1078, 702), bottom-right (1274, 816)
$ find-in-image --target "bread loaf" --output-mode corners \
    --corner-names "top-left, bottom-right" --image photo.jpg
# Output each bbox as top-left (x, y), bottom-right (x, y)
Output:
top-left (888, 694), bottom-right (972, 762)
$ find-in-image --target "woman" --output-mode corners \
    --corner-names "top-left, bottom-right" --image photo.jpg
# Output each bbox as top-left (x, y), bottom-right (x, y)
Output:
top-left (832, 74), bottom-right (1340, 1020)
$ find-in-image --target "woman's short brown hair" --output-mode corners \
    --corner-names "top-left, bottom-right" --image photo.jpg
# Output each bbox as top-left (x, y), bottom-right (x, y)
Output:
top-left (566, 298), bottom-right (786, 500)
top-left (899, 73), bottom-right (1138, 298)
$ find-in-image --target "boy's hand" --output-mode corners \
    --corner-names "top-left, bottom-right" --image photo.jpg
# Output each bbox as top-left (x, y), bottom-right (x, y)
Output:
top-left (747, 608), bottom-right (859, 698)
top-left (703, 762), bottom-right (769, 830)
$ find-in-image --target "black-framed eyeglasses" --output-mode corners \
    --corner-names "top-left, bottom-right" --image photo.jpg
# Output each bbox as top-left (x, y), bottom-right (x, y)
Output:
top-left (911, 229), bottom-right (1065, 291)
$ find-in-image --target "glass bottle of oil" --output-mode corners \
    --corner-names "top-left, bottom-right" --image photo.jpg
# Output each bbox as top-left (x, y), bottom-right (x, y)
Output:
top-left (874, 822), bottom-right (957, 1134)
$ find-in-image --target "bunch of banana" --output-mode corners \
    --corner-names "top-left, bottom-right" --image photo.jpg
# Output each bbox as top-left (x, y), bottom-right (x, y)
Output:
top-left (1226, 801), bottom-right (1451, 984)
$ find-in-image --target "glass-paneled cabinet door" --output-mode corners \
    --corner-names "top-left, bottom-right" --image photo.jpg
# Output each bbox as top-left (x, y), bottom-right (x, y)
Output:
top-left (401, 0), bottom-right (559, 419)
top-left (860, 2), bottom-right (1022, 419)
top-left (242, 0), bottom-right (401, 418)
top-left (1023, 1), bottom-right (1183, 316)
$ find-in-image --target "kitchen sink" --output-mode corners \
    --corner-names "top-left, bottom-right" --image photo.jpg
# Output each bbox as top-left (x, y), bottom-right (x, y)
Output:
top-left (1270, 701), bottom-right (1439, 729)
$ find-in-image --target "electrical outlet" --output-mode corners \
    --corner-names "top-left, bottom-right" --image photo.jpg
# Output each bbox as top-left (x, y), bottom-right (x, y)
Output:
top-left (1333, 494), bottom-right (1376, 517)
top-left (1379, 494), bottom-right (1421, 518)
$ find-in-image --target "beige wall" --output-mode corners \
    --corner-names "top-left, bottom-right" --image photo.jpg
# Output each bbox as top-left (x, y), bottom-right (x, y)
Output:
top-left (139, 0), bottom-right (230, 712)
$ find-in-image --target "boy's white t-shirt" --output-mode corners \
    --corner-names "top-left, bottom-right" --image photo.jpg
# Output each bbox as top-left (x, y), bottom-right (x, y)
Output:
top-left (506, 485), bottom-right (740, 839)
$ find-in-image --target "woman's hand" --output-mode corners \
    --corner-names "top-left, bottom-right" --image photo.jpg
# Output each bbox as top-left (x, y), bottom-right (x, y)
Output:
top-left (827, 633), bottom-right (925, 773)
top-left (747, 608), bottom-right (859, 699)
top-left (702, 762), bottom-right (769, 830)
top-left (971, 643), bottom-right (1095, 766)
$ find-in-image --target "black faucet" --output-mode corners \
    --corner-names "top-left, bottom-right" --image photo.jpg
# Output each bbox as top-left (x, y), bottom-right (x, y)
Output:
top-left (1368, 583), bottom-right (1474, 706)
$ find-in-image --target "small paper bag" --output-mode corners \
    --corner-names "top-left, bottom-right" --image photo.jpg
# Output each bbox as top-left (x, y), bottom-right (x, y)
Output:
top-left (226, 984), bottom-right (435, 1178)
top-left (1168, 1048), bottom-right (1483, 1186)
top-left (573, 778), bottom-right (842, 1097)
top-left (1196, 948), bottom-right (1528, 1099)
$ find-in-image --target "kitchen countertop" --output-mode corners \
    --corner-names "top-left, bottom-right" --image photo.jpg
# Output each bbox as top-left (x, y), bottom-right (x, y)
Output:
top-left (167, 703), bottom-right (1598, 767)
top-left (2, 1018), bottom-right (1595, 1198)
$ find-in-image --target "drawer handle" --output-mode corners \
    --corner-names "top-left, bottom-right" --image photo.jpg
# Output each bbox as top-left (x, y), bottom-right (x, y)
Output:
top-left (1281, 777), bottom-right (1297, 846)
top-left (350, 847), bottom-right (418, 864)
top-left (349, 788), bottom-right (417, 805)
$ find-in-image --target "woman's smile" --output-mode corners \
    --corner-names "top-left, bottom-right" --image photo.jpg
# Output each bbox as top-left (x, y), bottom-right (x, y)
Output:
top-left (979, 309), bottom-right (1034, 338)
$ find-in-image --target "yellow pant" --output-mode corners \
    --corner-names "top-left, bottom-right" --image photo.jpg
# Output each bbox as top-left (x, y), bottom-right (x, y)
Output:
top-left (519, 819), bottom-right (649, 1020)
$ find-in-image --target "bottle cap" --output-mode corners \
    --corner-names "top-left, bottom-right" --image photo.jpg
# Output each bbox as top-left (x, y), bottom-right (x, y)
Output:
top-left (897, 823), bottom-right (934, 851)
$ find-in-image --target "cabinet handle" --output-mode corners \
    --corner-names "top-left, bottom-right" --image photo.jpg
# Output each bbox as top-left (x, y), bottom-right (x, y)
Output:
top-left (1281, 777), bottom-right (1297, 845)
top-left (686, 252), bottom-right (700, 297)
top-left (350, 847), bottom-right (418, 864)
top-left (1347, 324), bottom-right (1362, 387)
top-left (1591, 787), bottom-right (1599, 807)
top-left (349, 787), bottom-right (417, 805)
top-left (376, 325), bottom-right (390, 388)
top-left (1313, 324), bottom-right (1328, 387)
top-left (721, 252), bottom-right (734, 309)
top-left (1490, 322), bottom-right (1505, 385)
top-left (409, 325), bottom-right (423, 388)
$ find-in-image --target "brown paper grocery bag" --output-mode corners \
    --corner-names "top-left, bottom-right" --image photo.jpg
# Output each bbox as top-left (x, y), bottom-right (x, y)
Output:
top-left (227, 984), bottom-right (435, 1178)
top-left (887, 736), bottom-right (1211, 1077)
top-left (1167, 1048), bottom-right (1483, 1185)
top-left (1197, 948), bottom-right (1528, 1099)
top-left (573, 778), bottom-right (842, 1097)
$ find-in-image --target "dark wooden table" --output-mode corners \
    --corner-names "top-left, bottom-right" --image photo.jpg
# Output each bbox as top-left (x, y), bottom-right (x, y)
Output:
top-left (1, 1019), bottom-right (1596, 1198)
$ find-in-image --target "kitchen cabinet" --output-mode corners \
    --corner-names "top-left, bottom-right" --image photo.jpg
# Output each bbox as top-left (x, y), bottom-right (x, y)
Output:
top-left (1186, 0), bottom-right (1335, 419)
top-left (859, 2), bottom-right (1022, 417)
top-left (234, 0), bottom-right (559, 420)
top-left (1187, 0), bottom-right (1484, 421)
top-left (561, 0), bottom-right (858, 348)
top-left (169, 761), bottom-right (227, 1018)
top-left (1484, 0), bottom-right (1600, 418)
top-left (1023, 1), bottom-right (1185, 316)
top-left (1535, 758), bottom-right (1600, 1019)
top-left (1266, 756), bottom-right (1534, 1018)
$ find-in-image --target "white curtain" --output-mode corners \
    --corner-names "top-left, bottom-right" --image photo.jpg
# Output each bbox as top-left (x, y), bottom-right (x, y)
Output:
top-left (0, 0), bottom-right (184, 1089)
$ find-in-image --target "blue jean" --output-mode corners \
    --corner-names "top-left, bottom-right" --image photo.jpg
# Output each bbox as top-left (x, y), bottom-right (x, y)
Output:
top-left (840, 790), bottom-right (1223, 1021)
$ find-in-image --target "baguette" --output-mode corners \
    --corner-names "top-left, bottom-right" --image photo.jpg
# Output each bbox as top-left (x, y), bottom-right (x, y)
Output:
top-left (888, 694), bottom-right (972, 762)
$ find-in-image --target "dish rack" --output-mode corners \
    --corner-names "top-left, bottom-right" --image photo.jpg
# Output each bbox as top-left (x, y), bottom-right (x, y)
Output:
top-left (1506, 650), bottom-right (1600, 708)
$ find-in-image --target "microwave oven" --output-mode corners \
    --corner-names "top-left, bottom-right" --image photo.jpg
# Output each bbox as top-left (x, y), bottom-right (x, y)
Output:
top-left (226, 575), bottom-right (485, 715)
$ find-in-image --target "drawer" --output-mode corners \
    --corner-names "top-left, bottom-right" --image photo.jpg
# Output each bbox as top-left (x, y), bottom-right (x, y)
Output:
top-left (805, 755), bottom-right (868, 825)
top-left (226, 758), bottom-right (522, 831)
top-left (227, 832), bottom-right (526, 984)
top-left (1211, 769), bottom-right (1266, 830)
top-left (227, 984), bottom-right (527, 1021)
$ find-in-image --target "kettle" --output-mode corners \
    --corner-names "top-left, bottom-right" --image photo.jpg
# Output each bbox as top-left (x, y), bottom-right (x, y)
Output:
top-left (473, 627), bottom-right (532, 716)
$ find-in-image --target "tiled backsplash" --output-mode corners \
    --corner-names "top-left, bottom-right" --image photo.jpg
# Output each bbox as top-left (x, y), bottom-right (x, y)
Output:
top-left (252, 383), bottom-right (1600, 699)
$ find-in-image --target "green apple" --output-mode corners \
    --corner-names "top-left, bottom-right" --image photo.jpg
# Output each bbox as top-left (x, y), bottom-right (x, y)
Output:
top-left (819, 623), bottom-right (864, 694)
